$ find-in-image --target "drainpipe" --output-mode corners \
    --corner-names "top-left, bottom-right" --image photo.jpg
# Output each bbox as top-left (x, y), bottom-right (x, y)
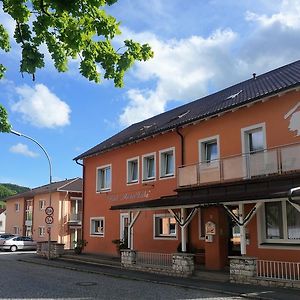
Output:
top-left (175, 127), bottom-right (184, 165)
top-left (75, 159), bottom-right (84, 242)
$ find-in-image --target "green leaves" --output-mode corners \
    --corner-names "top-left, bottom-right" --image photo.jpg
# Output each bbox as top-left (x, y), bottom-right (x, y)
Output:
top-left (0, 0), bottom-right (153, 86)
top-left (0, 24), bottom-right (10, 52)
top-left (0, 104), bottom-right (11, 133)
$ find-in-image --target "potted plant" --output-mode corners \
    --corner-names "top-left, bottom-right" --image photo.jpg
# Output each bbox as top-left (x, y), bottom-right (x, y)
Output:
top-left (112, 239), bottom-right (128, 254)
top-left (74, 239), bottom-right (87, 255)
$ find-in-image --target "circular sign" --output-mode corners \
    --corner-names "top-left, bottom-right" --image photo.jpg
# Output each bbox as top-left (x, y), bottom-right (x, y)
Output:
top-left (45, 206), bottom-right (54, 216)
top-left (45, 215), bottom-right (54, 224)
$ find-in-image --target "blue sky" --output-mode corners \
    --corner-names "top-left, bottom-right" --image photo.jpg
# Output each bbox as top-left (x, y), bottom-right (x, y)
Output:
top-left (1, 0), bottom-right (300, 188)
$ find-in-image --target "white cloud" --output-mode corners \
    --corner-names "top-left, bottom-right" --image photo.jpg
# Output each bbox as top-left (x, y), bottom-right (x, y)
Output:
top-left (118, 0), bottom-right (300, 127)
top-left (10, 143), bottom-right (39, 158)
top-left (119, 28), bottom-right (238, 126)
top-left (246, 0), bottom-right (300, 28)
top-left (241, 0), bottom-right (300, 74)
top-left (11, 84), bottom-right (71, 128)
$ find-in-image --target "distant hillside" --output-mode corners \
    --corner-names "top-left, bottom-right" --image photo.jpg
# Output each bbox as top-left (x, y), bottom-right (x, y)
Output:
top-left (0, 183), bottom-right (30, 203)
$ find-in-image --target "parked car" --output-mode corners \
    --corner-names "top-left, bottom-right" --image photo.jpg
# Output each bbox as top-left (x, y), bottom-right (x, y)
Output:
top-left (0, 236), bottom-right (37, 252)
top-left (0, 233), bottom-right (16, 240)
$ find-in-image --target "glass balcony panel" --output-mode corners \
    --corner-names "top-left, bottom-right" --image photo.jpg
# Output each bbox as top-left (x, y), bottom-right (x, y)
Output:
top-left (281, 144), bottom-right (300, 172)
top-left (223, 156), bottom-right (245, 181)
top-left (178, 165), bottom-right (198, 187)
top-left (249, 150), bottom-right (278, 177)
top-left (199, 161), bottom-right (220, 184)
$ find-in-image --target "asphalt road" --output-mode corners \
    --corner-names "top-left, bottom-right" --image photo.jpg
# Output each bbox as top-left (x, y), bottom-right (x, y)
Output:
top-left (0, 251), bottom-right (242, 300)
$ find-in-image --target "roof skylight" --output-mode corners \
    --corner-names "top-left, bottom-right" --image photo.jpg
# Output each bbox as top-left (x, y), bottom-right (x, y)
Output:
top-left (226, 90), bottom-right (243, 100)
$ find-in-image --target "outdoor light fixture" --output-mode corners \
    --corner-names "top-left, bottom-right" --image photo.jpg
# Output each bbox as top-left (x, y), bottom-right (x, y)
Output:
top-left (10, 129), bottom-right (53, 259)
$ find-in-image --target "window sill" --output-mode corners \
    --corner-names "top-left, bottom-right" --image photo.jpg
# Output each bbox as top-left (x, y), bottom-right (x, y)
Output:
top-left (90, 234), bottom-right (104, 238)
top-left (96, 189), bottom-right (111, 193)
top-left (142, 177), bottom-right (156, 182)
top-left (159, 174), bottom-right (175, 180)
top-left (259, 242), bottom-right (300, 250)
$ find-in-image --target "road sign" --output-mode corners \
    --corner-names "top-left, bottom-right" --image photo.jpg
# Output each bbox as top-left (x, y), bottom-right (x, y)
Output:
top-left (45, 206), bottom-right (54, 216)
top-left (45, 215), bottom-right (54, 224)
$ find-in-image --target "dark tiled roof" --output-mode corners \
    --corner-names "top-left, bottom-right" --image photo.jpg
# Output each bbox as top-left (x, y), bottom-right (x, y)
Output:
top-left (75, 60), bottom-right (300, 160)
top-left (4, 178), bottom-right (82, 201)
top-left (57, 178), bottom-right (83, 193)
top-left (0, 208), bottom-right (5, 214)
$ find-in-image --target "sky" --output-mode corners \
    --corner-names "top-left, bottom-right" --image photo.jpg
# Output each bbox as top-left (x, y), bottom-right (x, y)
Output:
top-left (1, 0), bottom-right (300, 188)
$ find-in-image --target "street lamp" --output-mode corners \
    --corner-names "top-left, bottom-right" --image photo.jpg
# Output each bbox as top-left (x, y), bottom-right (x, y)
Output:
top-left (10, 129), bottom-right (53, 259)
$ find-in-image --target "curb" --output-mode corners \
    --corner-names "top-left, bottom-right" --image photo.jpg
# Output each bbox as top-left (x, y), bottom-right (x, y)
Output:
top-left (18, 257), bottom-right (273, 300)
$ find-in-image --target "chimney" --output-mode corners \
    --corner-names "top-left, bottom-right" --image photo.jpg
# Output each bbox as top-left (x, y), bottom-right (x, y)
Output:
top-left (253, 73), bottom-right (256, 79)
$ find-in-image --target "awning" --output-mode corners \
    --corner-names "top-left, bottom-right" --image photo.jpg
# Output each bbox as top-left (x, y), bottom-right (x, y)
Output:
top-left (111, 174), bottom-right (300, 211)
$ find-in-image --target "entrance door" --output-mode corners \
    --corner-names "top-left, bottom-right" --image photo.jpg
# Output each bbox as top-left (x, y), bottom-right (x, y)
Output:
top-left (120, 213), bottom-right (129, 248)
top-left (227, 207), bottom-right (241, 256)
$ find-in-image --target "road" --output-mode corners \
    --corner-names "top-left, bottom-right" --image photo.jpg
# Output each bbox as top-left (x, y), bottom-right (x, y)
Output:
top-left (0, 251), bottom-right (242, 299)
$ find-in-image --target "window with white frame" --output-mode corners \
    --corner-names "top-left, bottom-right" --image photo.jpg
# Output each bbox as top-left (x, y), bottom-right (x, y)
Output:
top-left (38, 226), bottom-right (45, 237)
top-left (242, 123), bottom-right (266, 154)
top-left (199, 136), bottom-right (219, 163)
top-left (13, 226), bottom-right (20, 235)
top-left (15, 203), bottom-right (20, 212)
top-left (154, 214), bottom-right (177, 238)
top-left (142, 153), bottom-right (156, 181)
top-left (96, 165), bottom-right (111, 192)
top-left (127, 157), bottom-right (139, 184)
top-left (261, 200), bottom-right (300, 243)
top-left (90, 217), bottom-right (105, 236)
top-left (159, 148), bottom-right (175, 178)
top-left (39, 200), bottom-right (46, 210)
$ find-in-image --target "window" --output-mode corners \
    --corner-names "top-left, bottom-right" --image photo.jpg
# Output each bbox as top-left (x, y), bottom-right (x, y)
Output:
top-left (142, 153), bottom-right (156, 181)
top-left (38, 226), bottom-right (45, 237)
top-left (15, 203), bottom-right (20, 212)
top-left (262, 200), bottom-right (300, 243)
top-left (96, 165), bottom-right (111, 192)
top-left (39, 200), bottom-right (46, 210)
top-left (13, 226), bottom-right (20, 235)
top-left (159, 148), bottom-right (175, 178)
top-left (127, 157), bottom-right (139, 184)
top-left (90, 217), bottom-right (105, 236)
top-left (199, 136), bottom-right (220, 163)
top-left (242, 123), bottom-right (266, 154)
top-left (154, 215), bottom-right (177, 239)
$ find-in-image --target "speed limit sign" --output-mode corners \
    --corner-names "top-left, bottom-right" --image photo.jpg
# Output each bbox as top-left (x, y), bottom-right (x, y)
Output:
top-left (45, 215), bottom-right (54, 224)
top-left (45, 206), bottom-right (54, 216)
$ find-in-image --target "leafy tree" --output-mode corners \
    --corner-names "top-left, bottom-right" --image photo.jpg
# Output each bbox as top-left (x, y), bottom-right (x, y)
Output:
top-left (0, 0), bottom-right (153, 132)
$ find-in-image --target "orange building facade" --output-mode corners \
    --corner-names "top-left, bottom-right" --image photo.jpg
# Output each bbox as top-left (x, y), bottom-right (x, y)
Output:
top-left (76, 61), bottom-right (300, 271)
top-left (5, 178), bottom-right (83, 249)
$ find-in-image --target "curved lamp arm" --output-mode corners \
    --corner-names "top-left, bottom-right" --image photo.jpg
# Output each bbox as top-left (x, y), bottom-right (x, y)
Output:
top-left (10, 129), bottom-right (53, 204)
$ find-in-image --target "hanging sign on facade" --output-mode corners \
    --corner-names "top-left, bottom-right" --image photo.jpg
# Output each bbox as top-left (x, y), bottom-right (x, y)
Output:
top-left (205, 221), bottom-right (216, 235)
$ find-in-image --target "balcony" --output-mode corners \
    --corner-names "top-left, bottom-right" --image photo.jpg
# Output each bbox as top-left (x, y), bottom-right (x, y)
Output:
top-left (63, 213), bottom-right (82, 225)
top-left (178, 142), bottom-right (300, 188)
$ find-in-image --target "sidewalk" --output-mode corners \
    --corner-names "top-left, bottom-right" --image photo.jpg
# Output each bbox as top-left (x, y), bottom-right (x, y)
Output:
top-left (19, 253), bottom-right (300, 300)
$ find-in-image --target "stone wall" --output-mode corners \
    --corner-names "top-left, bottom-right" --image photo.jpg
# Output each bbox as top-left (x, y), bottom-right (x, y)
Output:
top-left (120, 250), bottom-right (195, 277)
top-left (229, 256), bottom-right (257, 284)
top-left (229, 256), bottom-right (300, 289)
top-left (37, 241), bottom-right (65, 259)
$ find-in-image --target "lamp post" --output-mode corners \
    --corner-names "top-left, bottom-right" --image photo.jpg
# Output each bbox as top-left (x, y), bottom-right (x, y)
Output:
top-left (10, 129), bottom-right (53, 259)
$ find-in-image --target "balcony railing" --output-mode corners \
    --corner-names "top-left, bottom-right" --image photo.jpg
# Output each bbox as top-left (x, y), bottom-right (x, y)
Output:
top-left (178, 142), bottom-right (300, 188)
top-left (63, 213), bottom-right (82, 225)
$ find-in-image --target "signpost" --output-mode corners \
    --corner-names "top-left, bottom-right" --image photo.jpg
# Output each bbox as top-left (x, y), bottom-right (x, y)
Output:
top-left (45, 206), bottom-right (54, 259)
